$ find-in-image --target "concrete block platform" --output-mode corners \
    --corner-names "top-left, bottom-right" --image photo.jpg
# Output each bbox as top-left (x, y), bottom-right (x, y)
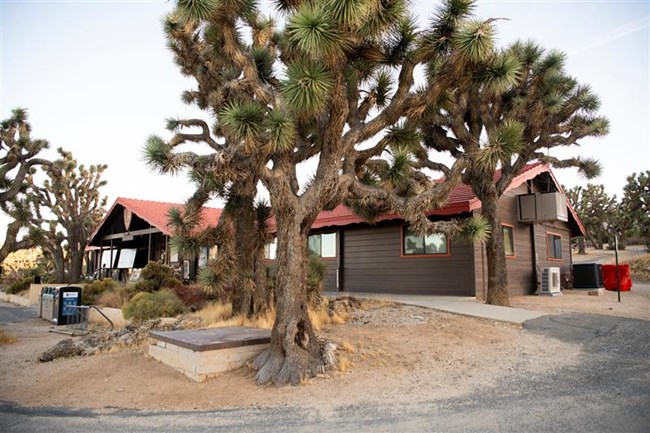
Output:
top-left (149, 326), bottom-right (271, 382)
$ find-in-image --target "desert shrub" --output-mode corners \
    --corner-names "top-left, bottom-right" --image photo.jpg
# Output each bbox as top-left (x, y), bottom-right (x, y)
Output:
top-left (96, 288), bottom-right (131, 309)
top-left (629, 253), bottom-right (650, 281)
top-left (172, 284), bottom-right (209, 311)
top-left (6, 277), bottom-right (34, 294)
top-left (122, 289), bottom-right (187, 322)
top-left (0, 331), bottom-right (16, 345)
top-left (81, 278), bottom-right (119, 305)
top-left (134, 262), bottom-right (182, 293)
top-left (307, 255), bottom-right (328, 307)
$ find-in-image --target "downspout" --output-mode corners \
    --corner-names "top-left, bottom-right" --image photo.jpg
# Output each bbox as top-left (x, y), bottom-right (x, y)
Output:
top-left (532, 224), bottom-right (540, 294)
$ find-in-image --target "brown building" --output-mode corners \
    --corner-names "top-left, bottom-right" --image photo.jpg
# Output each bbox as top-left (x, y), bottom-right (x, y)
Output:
top-left (87, 198), bottom-right (222, 282)
top-left (266, 163), bottom-right (585, 297)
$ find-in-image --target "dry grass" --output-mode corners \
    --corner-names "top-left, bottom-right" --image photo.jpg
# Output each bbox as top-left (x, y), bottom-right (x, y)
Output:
top-left (337, 356), bottom-right (354, 372)
top-left (0, 330), bottom-right (16, 345)
top-left (358, 298), bottom-right (399, 310)
top-left (207, 310), bottom-right (276, 330)
top-left (193, 300), bottom-right (351, 332)
top-left (339, 340), bottom-right (356, 354)
top-left (195, 302), bottom-right (276, 330)
top-left (629, 253), bottom-right (650, 281)
top-left (194, 301), bottom-right (233, 324)
top-left (309, 307), bottom-right (348, 331)
top-left (96, 290), bottom-right (129, 309)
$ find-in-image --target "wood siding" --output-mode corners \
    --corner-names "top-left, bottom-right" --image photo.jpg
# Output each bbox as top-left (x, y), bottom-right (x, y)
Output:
top-left (472, 180), bottom-right (575, 297)
top-left (534, 222), bottom-right (573, 286)
top-left (501, 184), bottom-right (536, 296)
top-left (327, 221), bottom-right (475, 296)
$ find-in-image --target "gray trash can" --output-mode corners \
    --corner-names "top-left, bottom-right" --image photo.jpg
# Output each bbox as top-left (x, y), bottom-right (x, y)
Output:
top-left (39, 287), bottom-right (56, 322)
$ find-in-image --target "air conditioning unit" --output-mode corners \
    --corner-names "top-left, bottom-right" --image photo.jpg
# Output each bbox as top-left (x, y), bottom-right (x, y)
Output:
top-left (518, 192), bottom-right (568, 223)
top-left (540, 267), bottom-right (561, 295)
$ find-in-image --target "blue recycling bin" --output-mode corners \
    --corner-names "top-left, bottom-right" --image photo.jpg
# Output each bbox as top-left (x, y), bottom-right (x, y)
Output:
top-left (52, 286), bottom-right (82, 325)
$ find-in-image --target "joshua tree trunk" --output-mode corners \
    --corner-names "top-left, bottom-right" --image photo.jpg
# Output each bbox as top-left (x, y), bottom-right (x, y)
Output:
top-left (68, 249), bottom-right (83, 283)
top-left (52, 253), bottom-right (66, 283)
top-left (230, 181), bottom-right (270, 317)
top-left (252, 213), bottom-right (322, 385)
top-left (473, 179), bottom-right (510, 306)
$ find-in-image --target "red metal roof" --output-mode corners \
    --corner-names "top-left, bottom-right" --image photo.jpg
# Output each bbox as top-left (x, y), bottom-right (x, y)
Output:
top-left (115, 198), bottom-right (222, 236)
top-left (88, 197), bottom-right (223, 244)
top-left (308, 163), bottom-right (585, 236)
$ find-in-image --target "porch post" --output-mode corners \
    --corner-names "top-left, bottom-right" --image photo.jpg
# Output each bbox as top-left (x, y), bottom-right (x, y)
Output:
top-left (148, 226), bottom-right (152, 263)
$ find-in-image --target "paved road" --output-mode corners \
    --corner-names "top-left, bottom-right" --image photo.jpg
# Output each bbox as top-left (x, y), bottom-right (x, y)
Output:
top-left (1, 309), bottom-right (648, 432)
top-left (0, 302), bottom-right (37, 324)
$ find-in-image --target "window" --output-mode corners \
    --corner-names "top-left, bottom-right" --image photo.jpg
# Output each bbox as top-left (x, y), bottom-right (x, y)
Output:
top-left (547, 233), bottom-right (562, 259)
top-left (403, 227), bottom-right (448, 256)
top-left (503, 225), bottom-right (515, 257)
top-left (308, 233), bottom-right (336, 258)
top-left (264, 238), bottom-right (277, 260)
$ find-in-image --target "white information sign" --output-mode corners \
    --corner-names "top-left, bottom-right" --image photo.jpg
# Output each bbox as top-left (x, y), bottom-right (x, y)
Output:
top-left (117, 248), bottom-right (137, 269)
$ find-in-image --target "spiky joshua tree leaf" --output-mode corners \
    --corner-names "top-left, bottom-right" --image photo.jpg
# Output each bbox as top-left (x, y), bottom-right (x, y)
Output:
top-left (281, 61), bottom-right (334, 116)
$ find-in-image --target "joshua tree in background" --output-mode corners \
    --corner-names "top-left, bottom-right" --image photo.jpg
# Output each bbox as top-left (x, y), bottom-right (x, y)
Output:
top-left (566, 184), bottom-right (619, 250)
top-left (0, 108), bottom-right (52, 265)
top-left (28, 149), bottom-right (107, 283)
top-left (621, 171), bottom-right (650, 245)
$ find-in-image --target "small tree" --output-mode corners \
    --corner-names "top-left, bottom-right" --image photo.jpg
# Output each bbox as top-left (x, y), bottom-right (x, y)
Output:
top-left (0, 108), bottom-right (52, 264)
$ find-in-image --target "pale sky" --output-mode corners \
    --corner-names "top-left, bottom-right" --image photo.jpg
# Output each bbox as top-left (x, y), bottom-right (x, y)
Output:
top-left (1, 0), bottom-right (648, 243)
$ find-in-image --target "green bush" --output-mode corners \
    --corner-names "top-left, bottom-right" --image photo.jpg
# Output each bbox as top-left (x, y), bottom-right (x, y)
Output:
top-left (122, 289), bottom-right (187, 322)
top-left (6, 277), bottom-right (34, 295)
top-left (81, 278), bottom-right (119, 305)
top-left (307, 255), bottom-right (328, 307)
top-left (134, 262), bottom-right (182, 293)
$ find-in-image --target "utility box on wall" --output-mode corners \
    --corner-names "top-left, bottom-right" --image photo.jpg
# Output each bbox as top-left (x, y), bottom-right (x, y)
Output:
top-left (518, 192), bottom-right (568, 223)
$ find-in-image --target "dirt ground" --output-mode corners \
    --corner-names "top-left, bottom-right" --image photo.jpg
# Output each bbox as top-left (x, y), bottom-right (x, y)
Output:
top-left (1, 285), bottom-right (647, 412)
top-left (510, 283), bottom-right (650, 321)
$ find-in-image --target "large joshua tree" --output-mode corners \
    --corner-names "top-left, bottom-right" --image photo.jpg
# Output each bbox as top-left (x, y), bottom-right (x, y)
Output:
top-left (418, 29), bottom-right (608, 305)
top-left (0, 108), bottom-right (52, 264)
top-left (150, 0), bottom-right (510, 385)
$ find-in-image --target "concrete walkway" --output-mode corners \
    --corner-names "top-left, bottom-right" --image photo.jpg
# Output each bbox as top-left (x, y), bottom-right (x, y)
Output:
top-left (327, 292), bottom-right (547, 324)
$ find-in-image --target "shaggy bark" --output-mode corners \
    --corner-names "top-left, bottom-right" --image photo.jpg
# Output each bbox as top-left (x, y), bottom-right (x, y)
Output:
top-left (471, 175), bottom-right (510, 306)
top-left (0, 219), bottom-right (34, 265)
top-left (252, 214), bottom-right (322, 385)
top-left (230, 180), bottom-right (270, 317)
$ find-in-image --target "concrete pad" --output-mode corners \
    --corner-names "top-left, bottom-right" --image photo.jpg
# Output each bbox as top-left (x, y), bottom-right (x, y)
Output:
top-left (327, 292), bottom-right (547, 324)
top-left (148, 326), bottom-right (271, 382)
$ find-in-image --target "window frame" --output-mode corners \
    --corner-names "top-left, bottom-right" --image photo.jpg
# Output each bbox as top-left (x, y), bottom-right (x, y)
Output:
top-left (308, 232), bottom-right (337, 260)
top-left (546, 232), bottom-right (563, 261)
top-left (400, 225), bottom-right (451, 258)
top-left (502, 224), bottom-right (516, 258)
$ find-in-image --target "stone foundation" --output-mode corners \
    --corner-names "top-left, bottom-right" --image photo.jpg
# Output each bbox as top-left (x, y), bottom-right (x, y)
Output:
top-left (148, 327), bottom-right (271, 382)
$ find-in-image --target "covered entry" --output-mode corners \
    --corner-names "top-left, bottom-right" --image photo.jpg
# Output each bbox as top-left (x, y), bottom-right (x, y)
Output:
top-left (87, 197), bottom-right (222, 281)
